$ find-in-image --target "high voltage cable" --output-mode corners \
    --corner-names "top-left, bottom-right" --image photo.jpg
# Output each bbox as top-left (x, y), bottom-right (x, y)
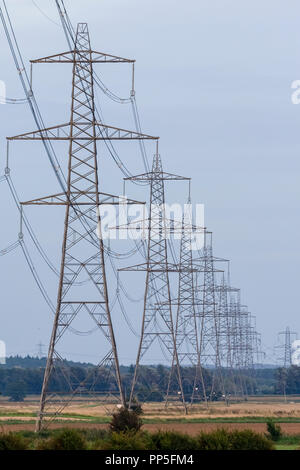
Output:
top-left (3, 172), bottom-right (93, 291)
top-left (0, 96), bottom-right (28, 104)
top-left (94, 72), bottom-right (132, 104)
top-left (0, 240), bottom-right (19, 256)
top-left (0, 1), bottom-right (67, 191)
top-left (5, 173), bottom-right (60, 276)
top-left (0, 174), bottom-right (57, 312)
top-left (32, 0), bottom-right (61, 26)
top-left (19, 239), bottom-right (55, 313)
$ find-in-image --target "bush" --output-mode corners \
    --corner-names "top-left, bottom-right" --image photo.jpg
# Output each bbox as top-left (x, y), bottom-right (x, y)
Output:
top-left (150, 431), bottom-right (198, 451)
top-left (266, 419), bottom-right (282, 442)
top-left (0, 433), bottom-right (29, 450)
top-left (35, 429), bottom-right (87, 450)
top-left (129, 400), bottom-right (143, 416)
top-left (78, 428), bottom-right (110, 450)
top-left (98, 431), bottom-right (151, 450)
top-left (79, 428), bottom-right (109, 442)
top-left (6, 380), bottom-right (26, 402)
top-left (110, 407), bottom-right (142, 433)
top-left (196, 429), bottom-right (274, 451)
top-left (197, 429), bottom-right (233, 450)
top-left (229, 430), bottom-right (274, 450)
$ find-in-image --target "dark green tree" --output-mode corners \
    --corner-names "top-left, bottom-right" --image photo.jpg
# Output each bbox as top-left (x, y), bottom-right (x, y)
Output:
top-left (6, 379), bottom-right (26, 402)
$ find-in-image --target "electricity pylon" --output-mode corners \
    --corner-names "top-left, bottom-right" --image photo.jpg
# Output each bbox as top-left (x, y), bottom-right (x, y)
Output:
top-left (195, 236), bottom-right (226, 399)
top-left (214, 273), bottom-right (231, 369)
top-left (119, 150), bottom-right (189, 412)
top-left (8, 22), bottom-right (158, 431)
top-left (165, 202), bottom-right (208, 406)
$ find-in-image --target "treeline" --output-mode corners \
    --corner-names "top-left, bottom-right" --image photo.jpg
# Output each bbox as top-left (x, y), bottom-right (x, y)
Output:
top-left (274, 366), bottom-right (300, 394)
top-left (0, 356), bottom-right (285, 401)
top-left (0, 355), bottom-right (94, 369)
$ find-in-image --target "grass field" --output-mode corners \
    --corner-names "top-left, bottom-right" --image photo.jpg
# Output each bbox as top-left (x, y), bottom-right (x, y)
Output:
top-left (0, 395), bottom-right (300, 440)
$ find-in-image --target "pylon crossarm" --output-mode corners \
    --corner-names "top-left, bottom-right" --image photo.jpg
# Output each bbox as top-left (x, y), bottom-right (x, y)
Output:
top-left (194, 255), bottom-right (229, 263)
top-left (31, 50), bottom-right (135, 64)
top-left (124, 171), bottom-right (190, 181)
top-left (112, 218), bottom-right (205, 232)
top-left (7, 123), bottom-right (70, 140)
top-left (21, 192), bottom-right (145, 206)
top-left (7, 122), bottom-right (158, 141)
top-left (118, 262), bottom-right (221, 273)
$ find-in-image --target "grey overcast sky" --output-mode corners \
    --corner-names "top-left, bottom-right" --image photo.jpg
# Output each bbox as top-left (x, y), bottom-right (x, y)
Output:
top-left (0, 0), bottom-right (300, 364)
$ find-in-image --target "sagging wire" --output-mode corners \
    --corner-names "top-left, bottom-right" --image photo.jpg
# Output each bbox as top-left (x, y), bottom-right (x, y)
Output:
top-left (93, 74), bottom-right (151, 179)
top-left (4, 170), bottom-right (60, 276)
top-left (0, 1), bottom-right (67, 191)
top-left (109, 254), bottom-right (143, 304)
top-left (57, 4), bottom-right (151, 181)
top-left (3, 169), bottom-right (92, 287)
top-left (32, 0), bottom-right (61, 26)
top-left (94, 72), bottom-right (132, 104)
top-left (130, 93), bottom-right (150, 173)
top-left (0, 240), bottom-right (19, 256)
top-left (54, 1), bottom-right (141, 181)
top-left (115, 269), bottom-right (140, 337)
top-left (55, 0), bottom-right (75, 48)
top-left (0, 96), bottom-right (28, 104)
top-left (103, 240), bottom-right (143, 260)
top-left (69, 325), bottom-right (101, 337)
top-left (93, 89), bottom-right (149, 184)
top-left (19, 237), bottom-right (55, 314)
top-left (8, 188), bottom-right (140, 335)
top-left (1, 2), bottom-right (101, 260)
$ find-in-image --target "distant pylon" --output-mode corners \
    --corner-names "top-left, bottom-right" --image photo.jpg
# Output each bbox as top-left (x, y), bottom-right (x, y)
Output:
top-left (215, 273), bottom-right (232, 369)
top-left (195, 235), bottom-right (225, 399)
top-left (8, 22), bottom-right (158, 431)
top-left (37, 342), bottom-right (45, 359)
top-left (166, 201), bottom-right (208, 406)
top-left (119, 148), bottom-right (189, 412)
top-left (276, 327), bottom-right (297, 368)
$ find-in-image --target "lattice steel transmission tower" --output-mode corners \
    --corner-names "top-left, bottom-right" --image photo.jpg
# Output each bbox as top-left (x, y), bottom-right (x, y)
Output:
top-left (214, 273), bottom-right (232, 370)
top-left (8, 23), bottom-right (158, 431)
top-left (195, 235), bottom-right (226, 399)
top-left (119, 150), bottom-right (189, 412)
top-left (276, 327), bottom-right (297, 368)
top-left (166, 202), bottom-right (208, 406)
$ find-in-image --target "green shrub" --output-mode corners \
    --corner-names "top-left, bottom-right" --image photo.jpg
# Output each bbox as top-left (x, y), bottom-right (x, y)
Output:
top-left (110, 407), bottom-right (142, 433)
top-left (150, 431), bottom-right (198, 451)
top-left (229, 430), bottom-right (274, 450)
top-left (197, 429), bottom-right (233, 450)
top-left (78, 428), bottom-right (110, 450)
top-left (129, 401), bottom-right (143, 416)
top-left (266, 419), bottom-right (282, 442)
top-left (79, 428), bottom-right (109, 442)
top-left (98, 431), bottom-right (151, 450)
top-left (0, 433), bottom-right (29, 450)
top-left (6, 380), bottom-right (26, 402)
top-left (35, 428), bottom-right (87, 450)
top-left (196, 429), bottom-right (274, 451)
